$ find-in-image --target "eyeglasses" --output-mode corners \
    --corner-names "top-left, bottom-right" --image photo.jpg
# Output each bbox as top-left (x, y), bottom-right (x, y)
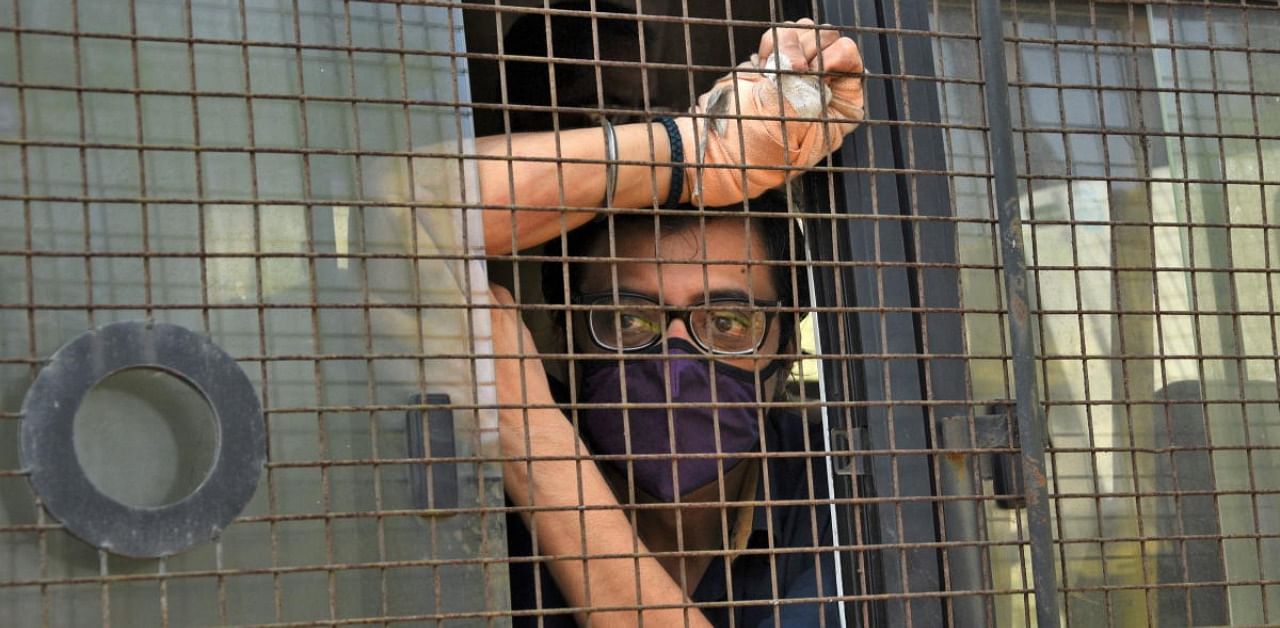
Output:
top-left (573, 291), bottom-right (780, 355)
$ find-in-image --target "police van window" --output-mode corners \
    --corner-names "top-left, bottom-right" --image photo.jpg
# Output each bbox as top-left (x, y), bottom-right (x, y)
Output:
top-left (27, 0), bottom-right (1280, 626)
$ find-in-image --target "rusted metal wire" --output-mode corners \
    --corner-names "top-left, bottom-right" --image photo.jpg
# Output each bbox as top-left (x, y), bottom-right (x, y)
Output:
top-left (4, 0), bottom-right (1280, 626)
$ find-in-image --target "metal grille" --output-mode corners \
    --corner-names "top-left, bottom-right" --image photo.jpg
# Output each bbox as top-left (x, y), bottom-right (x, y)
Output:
top-left (2, 0), bottom-right (1279, 626)
top-left (917, 0), bottom-right (1280, 625)
top-left (1, 1), bottom-right (504, 624)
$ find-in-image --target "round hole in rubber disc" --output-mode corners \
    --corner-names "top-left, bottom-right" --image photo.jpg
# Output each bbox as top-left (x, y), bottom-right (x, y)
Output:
top-left (72, 367), bottom-right (219, 509)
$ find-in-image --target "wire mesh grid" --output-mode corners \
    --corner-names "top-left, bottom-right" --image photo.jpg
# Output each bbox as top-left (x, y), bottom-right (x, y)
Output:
top-left (1, 0), bottom-right (1278, 626)
top-left (1, 0), bottom-right (505, 624)
top-left (929, 0), bottom-right (1280, 626)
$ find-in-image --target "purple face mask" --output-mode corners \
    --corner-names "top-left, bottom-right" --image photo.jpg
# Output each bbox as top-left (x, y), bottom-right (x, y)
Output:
top-left (576, 338), bottom-right (784, 502)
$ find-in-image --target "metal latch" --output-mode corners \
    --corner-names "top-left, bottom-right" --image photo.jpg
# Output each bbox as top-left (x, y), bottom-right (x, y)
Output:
top-left (829, 425), bottom-right (868, 477)
top-left (938, 402), bottom-right (1024, 509)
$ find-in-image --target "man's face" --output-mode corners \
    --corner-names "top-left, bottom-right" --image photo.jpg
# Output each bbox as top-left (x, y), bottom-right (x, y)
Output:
top-left (572, 217), bottom-right (783, 375)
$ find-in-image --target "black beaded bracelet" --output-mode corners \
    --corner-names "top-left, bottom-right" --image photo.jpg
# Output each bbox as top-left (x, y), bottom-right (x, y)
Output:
top-left (655, 116), bottom-right (684, 208)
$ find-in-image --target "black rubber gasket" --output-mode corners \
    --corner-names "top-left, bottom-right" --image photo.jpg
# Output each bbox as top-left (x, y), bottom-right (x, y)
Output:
top-left (20, 320), bottom-right (265, 558)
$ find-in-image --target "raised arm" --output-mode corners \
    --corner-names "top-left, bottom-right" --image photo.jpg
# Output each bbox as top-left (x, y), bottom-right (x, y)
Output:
top-left (483, 19), bottom-right (865, 626)
top-left (480, 19), bottom-right (865, 255)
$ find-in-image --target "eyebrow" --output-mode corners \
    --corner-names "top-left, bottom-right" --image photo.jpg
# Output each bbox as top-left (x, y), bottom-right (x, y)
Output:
top-left (701, 289), bottom-right (757, 302)
top-left (606, 288), bottom-right (773, 305)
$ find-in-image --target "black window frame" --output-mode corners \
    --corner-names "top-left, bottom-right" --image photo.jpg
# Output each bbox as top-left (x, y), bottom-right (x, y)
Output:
top-left (806, 0), bottom-right (979, 625)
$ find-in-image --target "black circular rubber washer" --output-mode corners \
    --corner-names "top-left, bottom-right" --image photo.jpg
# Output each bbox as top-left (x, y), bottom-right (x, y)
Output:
top-left (20, 320), bottom-right (265, 558)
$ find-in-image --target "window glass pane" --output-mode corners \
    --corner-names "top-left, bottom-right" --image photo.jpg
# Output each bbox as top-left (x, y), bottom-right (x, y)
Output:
top-left (0, 1), bottom-right (503, 624)
top-left (935, 1), bottom-right (1279, 625)
top-left (1149, 5), bottom-right (1280, 624)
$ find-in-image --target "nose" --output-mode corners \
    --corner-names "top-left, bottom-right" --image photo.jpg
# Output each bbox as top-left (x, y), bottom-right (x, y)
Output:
top-left (664, 315), bottom-right (695, 344)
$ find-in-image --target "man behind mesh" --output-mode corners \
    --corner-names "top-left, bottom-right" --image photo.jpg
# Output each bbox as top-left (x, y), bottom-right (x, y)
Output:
top-left (499, 197), bottom-right (839, 626)
top-left (477, 8), bottom-right (865, 626)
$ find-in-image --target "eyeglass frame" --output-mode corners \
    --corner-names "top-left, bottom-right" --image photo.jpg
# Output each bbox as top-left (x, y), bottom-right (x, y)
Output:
top-left (570, 290), bottom-right (782, 356)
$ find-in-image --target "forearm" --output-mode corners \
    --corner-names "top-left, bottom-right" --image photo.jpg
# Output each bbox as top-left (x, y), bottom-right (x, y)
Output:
top-left (479, 119), bottom-right (692, 255)
top-left (478, 21), bottom-right (864, 254)
top-left (501, 406), bottom-right (711, 628)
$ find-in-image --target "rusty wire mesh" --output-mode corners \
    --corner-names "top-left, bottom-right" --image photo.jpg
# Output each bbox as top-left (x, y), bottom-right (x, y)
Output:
top-left (1, 0), bottom-right (1279, 626)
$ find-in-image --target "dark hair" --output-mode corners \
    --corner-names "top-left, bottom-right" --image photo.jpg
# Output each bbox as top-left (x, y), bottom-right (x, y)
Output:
top-left (541, 191), bottom-right (811, 350)
top-left (501, 1), bottom-right (647, 132)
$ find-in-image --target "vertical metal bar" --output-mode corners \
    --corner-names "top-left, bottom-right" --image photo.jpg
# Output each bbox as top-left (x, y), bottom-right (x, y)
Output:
top-left (935, 416), bottom-right (995, 622)
top-left (974, 0), bottom-right (1060, 626)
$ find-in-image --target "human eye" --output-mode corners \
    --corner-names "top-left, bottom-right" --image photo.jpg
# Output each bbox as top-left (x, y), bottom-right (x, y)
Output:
top-left (705, 308), bottom-right (753, 338)
top-left (618, 310), bottom-right (660, 334)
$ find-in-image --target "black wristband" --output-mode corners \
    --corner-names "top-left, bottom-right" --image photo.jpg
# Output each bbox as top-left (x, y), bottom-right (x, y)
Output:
top-left (656, 116), bottom-right (684, 208)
